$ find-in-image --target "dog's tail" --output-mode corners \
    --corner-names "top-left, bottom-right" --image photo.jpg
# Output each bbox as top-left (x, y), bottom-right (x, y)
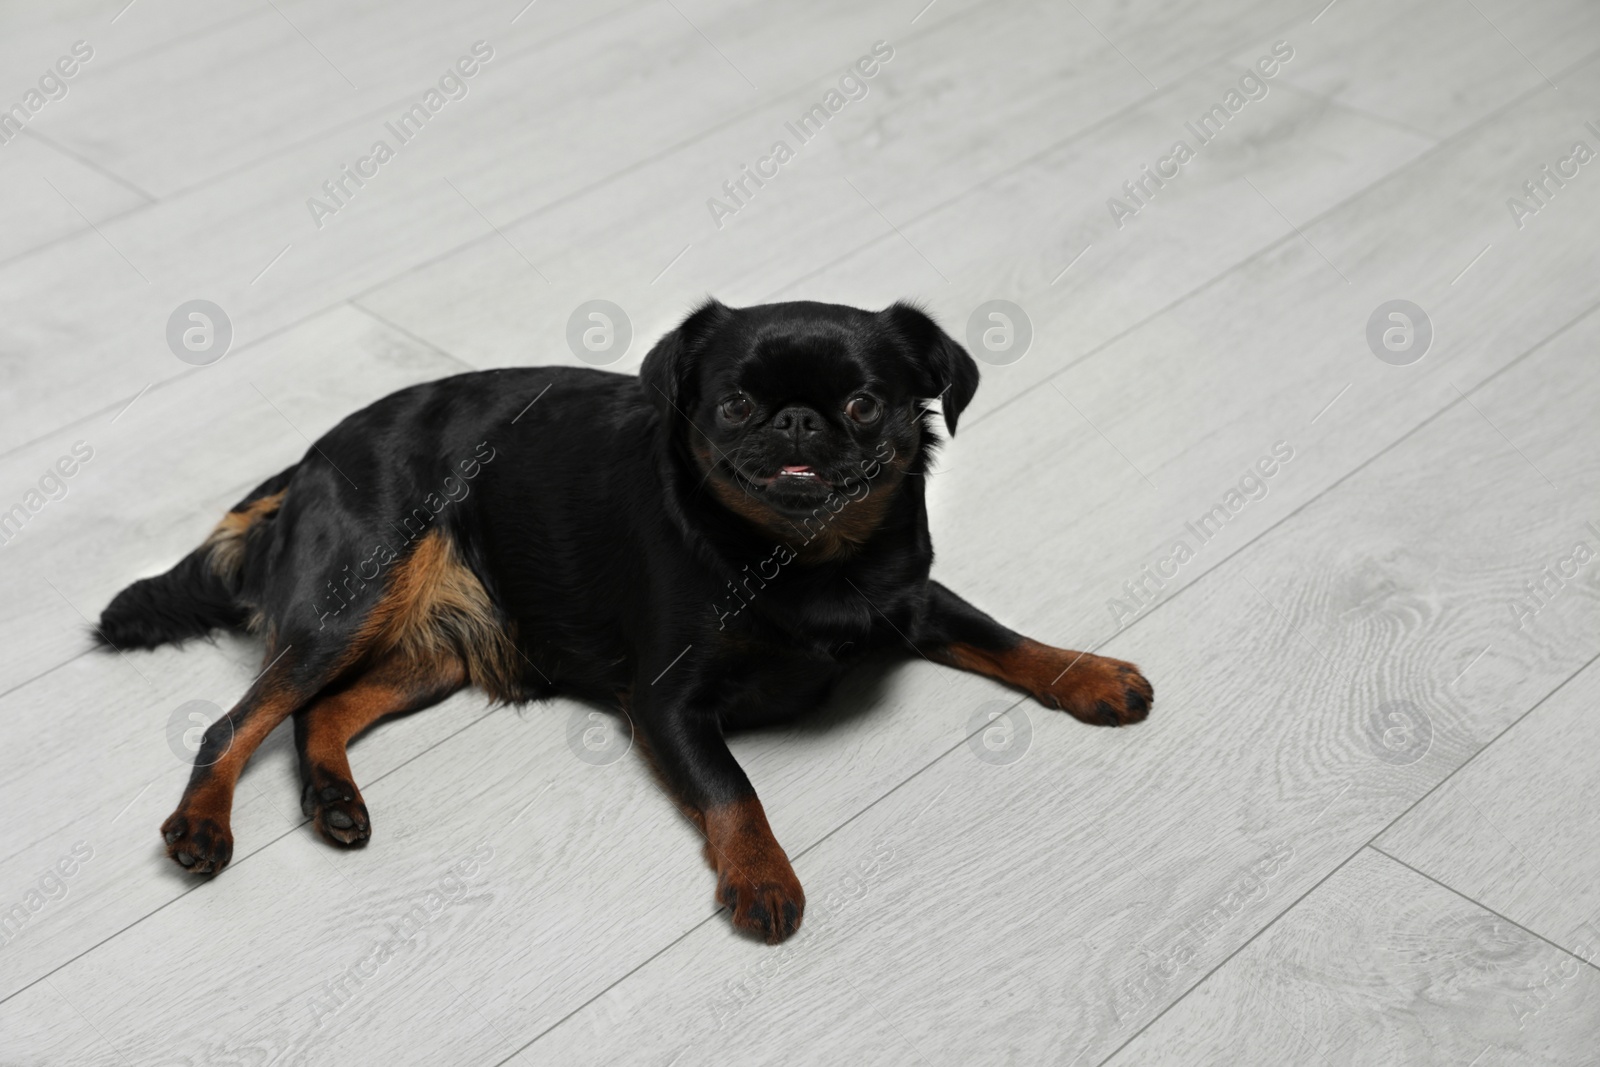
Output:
top-left (96, 467), bottom-right (295, 650)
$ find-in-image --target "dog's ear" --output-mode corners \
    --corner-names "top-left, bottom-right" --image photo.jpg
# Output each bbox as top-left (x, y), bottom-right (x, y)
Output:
top-left (882, 302), bottom-right (980, 435)
top-left (640, 298), bottom-right (730, 422)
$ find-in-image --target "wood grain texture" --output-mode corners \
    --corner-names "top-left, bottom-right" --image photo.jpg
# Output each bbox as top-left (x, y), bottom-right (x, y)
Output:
top-left (28, 0), bottom-right (642, 199)
top-left (771, 46), bottom-right (1600, 431)
top-left (1376, 656), bottom-right (1600, 966)
top-left (0, 0), bottom-right (257, 81)
top-left (0, 0), bottom-right (1413, 456)
top-left (0, 304), bottom-right (468, 695)
top-left (1279, 0), bottom-right (1600, 137)
top-left (1101, 849), bottom-right (1600, 1065)
top-left (1372, 297), bottom-right (1600, 959)
top-left (0, 133), bottom-right (149, 266)
top-left (506, 249), bottom-right (1600, 1066)
top-left (43, 831), bottom-right (514, 1066)
top-left (359, 14), bottom-right (1440, 397)
top-left (0, 0), bottom-right (1008, 455)
top-left (0, 635), bottom-right (499, 1003)
top-left (0, 977), bottom-right (124, 1066)
top-left (0, 2), bottom-right (1598, 1065)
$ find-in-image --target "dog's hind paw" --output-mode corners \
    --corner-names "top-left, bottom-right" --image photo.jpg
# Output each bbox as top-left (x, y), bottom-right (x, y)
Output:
top-left (301, 777), bottom-right (371, 848)
top-left (160, 811), bottom-right (233, 874)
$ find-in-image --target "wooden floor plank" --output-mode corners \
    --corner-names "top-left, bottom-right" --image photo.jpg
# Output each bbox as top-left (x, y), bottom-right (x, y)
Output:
top-left (1276, 0), bottom-right (1586, 138)
top-left (0, 636), bottom-right (500, 1005)
top-left (768, 50), bottom-right (1600, 430)
top-left (503, 220), bottom-right (1600, 1067)
top-left (1373, 294), bottom-right (1600, 964)
top-left (1100, 849), bottom-right (1600, 1066)
top-left (1376, 655), bottom-right (1600, 966)
top-left (0, 978), bottom-right (123, 1066)
top-left (0, 0), bottom-right (1386, 459)
top-left (0, 0), bottom-right (998, 455)
top-left (24, 188), bottom-right (1597, 1064)
top-left (0, 0), bottom-right (258, 83)
top-left (357, 19), bottom-right (1438, 389)
top-left (0, 304), bottom-right (469, 694)
top-left (0, 132), bottom-right (148, 265)
top-left (3, 3), bottom-right (1600, 1065)
top-left (28, 0), bottom-right (642, 200)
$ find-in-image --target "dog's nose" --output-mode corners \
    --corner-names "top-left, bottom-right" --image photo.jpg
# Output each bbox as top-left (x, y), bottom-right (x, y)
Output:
top-left (771, 405), bottom-right (824, 441)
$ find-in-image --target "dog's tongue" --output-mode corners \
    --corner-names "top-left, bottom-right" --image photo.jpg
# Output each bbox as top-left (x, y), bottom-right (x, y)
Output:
top-left (780, 464), bottom-right (813, 475)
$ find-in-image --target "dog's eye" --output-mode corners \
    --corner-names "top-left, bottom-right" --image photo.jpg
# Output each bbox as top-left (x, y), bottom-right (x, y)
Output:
top-left (845, 395), bottom-right (881, 424)
top-left (719, 395), bottom-right (754, 424)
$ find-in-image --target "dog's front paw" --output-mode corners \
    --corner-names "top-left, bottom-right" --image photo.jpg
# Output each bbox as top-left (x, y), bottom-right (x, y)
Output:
top-left (704, 799), bottom-right (806, 943)
top-left (716, 861), bottom-right (805, 944)
top-left (301, 777), bottom-right (371, 848)
top-left (160, 810), bottom-right (233, 874)
top-left (1039, 653), bottom-right (1152, 727)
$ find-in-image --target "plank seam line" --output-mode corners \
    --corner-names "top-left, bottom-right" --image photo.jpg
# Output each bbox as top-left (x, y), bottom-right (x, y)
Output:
top-left (20, 128), bottom-right (156, 204)
top-left (6, 25), bottom-right (1600, 1053)
top-left (0, 704), bottom-right (502, 1010)
top-left (10, 254), bottom-right (1598, 1045)
top-left (1093, 646), bottom-right (1600, 1066)
top-left (507, 293), bottom-right (1600, 1060)
top-left (0, 0), bottom-right (976, 274)
top-left (0, 0), bottom-right (1001, 462)
top-left (958, 42), bottom-right (1600, 437)
top-left (497, 289), bottom-right (1600, 1064)
top-left (347, 300), bottom-right (479, 372)
top-left (1368, 843), bottom-right (1600, 978)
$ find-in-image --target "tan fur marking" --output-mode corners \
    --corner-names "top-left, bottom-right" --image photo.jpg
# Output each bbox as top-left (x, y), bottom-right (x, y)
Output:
top-left (702, 796), bottom-right (805, 943)
top-left (936, 639), bottom-right (1153, 727)
top-left (302, 653), bottom-right (466, 774)
top-left (204, 490), bottom-right (286, 579)
top-left (348, 530), bottom-right (521, 702)
top-left (691, 432), bottom-right (913, 563)
top-left (172, 649), bottom-right (305, 830)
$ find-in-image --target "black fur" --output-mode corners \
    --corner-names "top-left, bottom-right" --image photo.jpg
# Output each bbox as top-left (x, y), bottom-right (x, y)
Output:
top-left (102, 298), bottom-right (1152, 943)
top-left (96, 467), bottom-right (294, 649)
top-left (96, 549), bottom-right (245, 649)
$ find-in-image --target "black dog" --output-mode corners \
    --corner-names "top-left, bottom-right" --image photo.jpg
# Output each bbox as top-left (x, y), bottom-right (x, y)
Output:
top-left (99, 299), bottom-right (1151, 943)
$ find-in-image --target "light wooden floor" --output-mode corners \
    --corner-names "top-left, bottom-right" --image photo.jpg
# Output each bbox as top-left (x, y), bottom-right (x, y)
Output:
top-left (2, 1), bottom-right (1598, 1063)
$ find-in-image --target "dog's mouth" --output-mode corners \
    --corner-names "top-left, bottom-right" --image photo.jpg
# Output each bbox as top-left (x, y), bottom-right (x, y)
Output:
top-left (757, 464), bottom-right (829, 487)
top-left (724, 461), bottom-right (838, 506)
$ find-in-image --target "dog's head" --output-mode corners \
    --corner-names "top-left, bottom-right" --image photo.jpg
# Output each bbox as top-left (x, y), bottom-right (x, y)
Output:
top-left (641, 299), bottom-right (979, 526)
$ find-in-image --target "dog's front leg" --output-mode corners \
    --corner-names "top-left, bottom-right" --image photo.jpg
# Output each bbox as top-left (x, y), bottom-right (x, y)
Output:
top-left (915, 581), bottom-right (1153, 727)
top-left (633, 676), bottom-right (804, 944)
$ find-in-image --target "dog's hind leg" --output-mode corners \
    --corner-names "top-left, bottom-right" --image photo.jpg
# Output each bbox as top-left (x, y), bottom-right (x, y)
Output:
top-left (293, 650), bottom-right (467, 847)
top-left (160, 640), bottom-right (333, 873)
top-left (159, 518), bottom-right (514, 872)
top-left (292, 526), bottom-right (511, 846)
